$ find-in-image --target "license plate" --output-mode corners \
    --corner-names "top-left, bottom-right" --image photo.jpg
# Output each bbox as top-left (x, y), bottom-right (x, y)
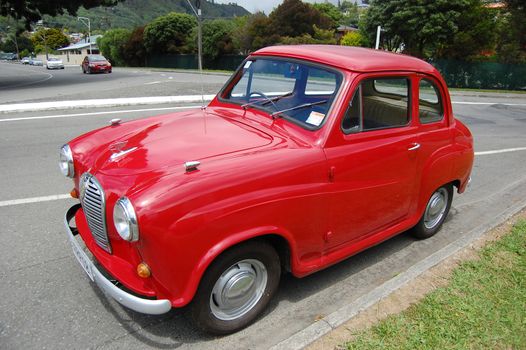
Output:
top-left (69, 235), bottom-right (95, 282)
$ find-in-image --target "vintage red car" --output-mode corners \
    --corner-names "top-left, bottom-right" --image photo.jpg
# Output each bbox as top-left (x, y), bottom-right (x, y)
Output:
top-left (61, 45), bottom-right (473, 334)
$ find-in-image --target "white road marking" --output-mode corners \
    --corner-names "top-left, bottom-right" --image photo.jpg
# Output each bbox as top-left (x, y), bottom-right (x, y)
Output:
top-left (452, 101), bottom-right (526, 106)
top-left (0, 194), bottom-right (71, 207)
top-left (0, 105), bottom-right (202, 122)
top-left (144, 81), bottom-right (162, 85)
top-left (475, 147), bottom-right (526, 156)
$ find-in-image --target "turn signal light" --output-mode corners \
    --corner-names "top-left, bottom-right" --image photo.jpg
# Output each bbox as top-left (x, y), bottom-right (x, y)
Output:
top-left (137, 263), bottom-right (151, 278)
top-left (70, 188), bottom-right (79, 198)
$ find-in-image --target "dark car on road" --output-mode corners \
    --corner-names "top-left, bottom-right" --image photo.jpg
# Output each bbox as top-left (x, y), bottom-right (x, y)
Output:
top-left (82, 55), bottom-right (112, 74)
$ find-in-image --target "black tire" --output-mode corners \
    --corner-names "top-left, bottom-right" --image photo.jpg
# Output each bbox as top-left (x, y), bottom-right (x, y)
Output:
top-left (411, 183), bottom-right (453, 239)
top-left (190, 240), bottom-right (281, 335)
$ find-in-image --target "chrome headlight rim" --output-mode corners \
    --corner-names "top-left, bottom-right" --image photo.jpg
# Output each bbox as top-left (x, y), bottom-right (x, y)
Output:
top-left (113, 197), bottom-right (140, 242)
top-left (59, 144), bottom-right (74, 178)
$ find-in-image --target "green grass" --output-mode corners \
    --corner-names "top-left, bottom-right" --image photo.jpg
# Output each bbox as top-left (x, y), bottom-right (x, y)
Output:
top-left (345, 220), bottom-right (526, 350)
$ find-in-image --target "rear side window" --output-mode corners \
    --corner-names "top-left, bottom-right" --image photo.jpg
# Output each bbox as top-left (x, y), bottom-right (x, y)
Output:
top-left (419, 79), bottom-right (443, 123)
top-left (342, 77), bottom-right (410, 133)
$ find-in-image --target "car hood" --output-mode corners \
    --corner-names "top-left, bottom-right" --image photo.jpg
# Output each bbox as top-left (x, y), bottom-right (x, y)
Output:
top-left (71, 108), bottom-right (274, 177)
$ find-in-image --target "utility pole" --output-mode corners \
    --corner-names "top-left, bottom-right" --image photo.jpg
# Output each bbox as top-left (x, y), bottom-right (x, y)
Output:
top-left (375, 25), bottom-right (382, 50)
top-left (186, 0), bottom-right (203, 72)
top-left (35, 21), bottom-right (48, 59)
top-left (78, 17), bottom-right (92, 55)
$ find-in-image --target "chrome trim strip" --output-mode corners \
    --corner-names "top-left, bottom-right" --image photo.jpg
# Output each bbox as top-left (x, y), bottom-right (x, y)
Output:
top-left (110, 147), bottom-right (138, 161)
top-left (65, 205), bottom-right (172, 315)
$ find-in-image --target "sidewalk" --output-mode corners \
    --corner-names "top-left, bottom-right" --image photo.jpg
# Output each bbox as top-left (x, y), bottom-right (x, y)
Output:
top-left (0, 94), bottom-right (215, 113)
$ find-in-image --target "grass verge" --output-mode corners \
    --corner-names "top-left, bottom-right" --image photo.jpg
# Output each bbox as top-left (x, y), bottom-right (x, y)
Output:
top-left (344, 220), bottom-right (526, 350)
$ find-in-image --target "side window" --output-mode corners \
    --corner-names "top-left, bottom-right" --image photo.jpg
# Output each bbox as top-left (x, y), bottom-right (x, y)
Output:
top-left (342, 77), bottom-right (410, 133)
top-left (419, 79), bottom-right (443, 123)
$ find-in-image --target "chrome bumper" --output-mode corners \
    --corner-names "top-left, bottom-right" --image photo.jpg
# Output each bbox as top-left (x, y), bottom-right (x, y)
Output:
top-left (65, 204), bottom-right (171, 315)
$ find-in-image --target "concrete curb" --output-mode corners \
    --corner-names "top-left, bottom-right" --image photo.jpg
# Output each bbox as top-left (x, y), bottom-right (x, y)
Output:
top-left (270, 199), bottom-right (526, 350)
top-left (0, 95), bottom-right (215, 113)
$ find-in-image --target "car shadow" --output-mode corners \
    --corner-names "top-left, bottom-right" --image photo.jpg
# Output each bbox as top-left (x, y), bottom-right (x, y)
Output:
top-left (87, 223), bottom-right (432, 348)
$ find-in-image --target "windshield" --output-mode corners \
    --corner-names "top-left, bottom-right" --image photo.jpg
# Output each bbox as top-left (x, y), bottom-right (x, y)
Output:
top-left (89, 55), bottom-right (107, 62)
top-left (221, 57), bottom-right (342, 129)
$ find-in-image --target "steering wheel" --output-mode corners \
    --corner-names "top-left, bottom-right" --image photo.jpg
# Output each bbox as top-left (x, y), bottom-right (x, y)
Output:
top-left (249, 91), bottom-right (278, 110)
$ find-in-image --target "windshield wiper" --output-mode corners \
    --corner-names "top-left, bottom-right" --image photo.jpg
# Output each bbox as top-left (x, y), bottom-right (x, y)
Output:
top-left (271, 100), bottom-right (328, 119)
top-left (241, 91), bottom-right (293, 111)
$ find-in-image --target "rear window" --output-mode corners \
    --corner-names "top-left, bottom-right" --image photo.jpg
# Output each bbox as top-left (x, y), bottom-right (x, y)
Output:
top-left (342, 77), bottom-right (410, 133)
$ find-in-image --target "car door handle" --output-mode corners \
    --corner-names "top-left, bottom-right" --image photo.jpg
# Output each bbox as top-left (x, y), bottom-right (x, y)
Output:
top-left (408, 143), bottom-right (421, 151)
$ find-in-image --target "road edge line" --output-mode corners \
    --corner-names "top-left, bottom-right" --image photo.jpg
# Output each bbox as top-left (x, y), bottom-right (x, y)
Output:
top-left (270, 199), bottom-right (526, 350)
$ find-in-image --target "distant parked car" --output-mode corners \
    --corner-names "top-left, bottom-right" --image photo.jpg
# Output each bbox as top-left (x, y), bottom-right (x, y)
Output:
top-left (81, 55), bottom-right (112, 74)
top-left (21, 57), bottom-right (31, 64)
top-left (29, 58), bottom-right (43, 66)
top-left (46, 57), bottom-right (65, 70)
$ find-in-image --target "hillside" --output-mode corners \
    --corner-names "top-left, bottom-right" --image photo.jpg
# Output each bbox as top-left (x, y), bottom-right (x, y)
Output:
top-left (43, 0), bottom-right (250, 31)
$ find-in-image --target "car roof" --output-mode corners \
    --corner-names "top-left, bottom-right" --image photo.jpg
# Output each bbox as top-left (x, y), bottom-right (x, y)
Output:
top-left (252, 45), bottom-right (437, 74)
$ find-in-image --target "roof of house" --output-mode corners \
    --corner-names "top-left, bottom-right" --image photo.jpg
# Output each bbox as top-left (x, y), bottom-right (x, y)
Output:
top-left (252, 45), bottom-right (437, 74)
top-left (58, 35), bottom-right (102, 51)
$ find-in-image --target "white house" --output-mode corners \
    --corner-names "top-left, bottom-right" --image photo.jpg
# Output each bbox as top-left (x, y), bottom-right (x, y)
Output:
top-left (57, 35), bottom-right (102, 65)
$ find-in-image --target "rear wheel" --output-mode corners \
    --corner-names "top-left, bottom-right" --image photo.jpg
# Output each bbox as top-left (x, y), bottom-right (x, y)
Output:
top-left (190, 240), bottom-right (281, 334)
top-left (411, 184), bottom-right (453, 239)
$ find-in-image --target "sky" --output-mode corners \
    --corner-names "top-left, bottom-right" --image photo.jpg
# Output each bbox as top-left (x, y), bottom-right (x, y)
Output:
top-left (213, 0), bottom-right (347, 14)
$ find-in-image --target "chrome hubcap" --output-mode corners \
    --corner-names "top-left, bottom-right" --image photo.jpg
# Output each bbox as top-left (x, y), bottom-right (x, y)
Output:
top-left (424, 188), bottom-right (448, 229)
top-left (210, 259), bottom-right (267, 321)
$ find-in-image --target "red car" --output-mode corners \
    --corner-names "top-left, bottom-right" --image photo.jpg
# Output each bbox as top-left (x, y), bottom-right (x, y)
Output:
top-left (81, 54), bottom-right (112, 74)
top-left (61, 46), bottom-right (473, 334)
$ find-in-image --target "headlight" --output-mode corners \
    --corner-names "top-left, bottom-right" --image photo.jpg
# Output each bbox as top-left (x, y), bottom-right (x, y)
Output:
top-left (113, 197), bottom-right (139, 242)
top-left (59, 144), bottom-right (74, 178)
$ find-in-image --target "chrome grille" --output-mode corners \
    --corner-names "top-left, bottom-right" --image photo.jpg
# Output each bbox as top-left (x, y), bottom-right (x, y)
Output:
top-left (80, 173), bottom-right (111, 253)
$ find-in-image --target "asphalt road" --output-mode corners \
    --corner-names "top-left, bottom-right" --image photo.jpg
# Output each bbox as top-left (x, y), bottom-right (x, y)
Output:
top-left (1, 66), bottom-right (526, 349)
top-left (0, 62), bottom-right (228, 105)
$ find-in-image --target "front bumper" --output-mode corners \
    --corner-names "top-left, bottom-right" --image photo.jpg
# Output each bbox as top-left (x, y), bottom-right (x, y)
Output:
top-left (65, 204), bottom-right (171, 315)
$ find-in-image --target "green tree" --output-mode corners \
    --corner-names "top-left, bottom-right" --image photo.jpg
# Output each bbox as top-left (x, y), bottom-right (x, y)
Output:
top-left (232, 13), bottom-right (275, 53)
top-left (340, 31), bottom-right (366, 47)
top-left (97, 28), bottom-right (130, 66)
top-left (143, 12), bottom-right (196, 54)
top-left (313, 2), bottom-right (343, 27)
top-left (340, 1), bottom-right (360, 27)
top-left (31, 28), bottom-right (69, 53)
top-left (495, 0), bottom-right (526, 63)
top-left (269, 0), bottom-right (333, 38)
top-left (435, 1), bottom-right (496, 60)
top-left (197, 19), bottom-right (236, 60)
top-left (1, 0), bottom-right (123, 29)
top-left (122, 26), bottom-right (147, 66)
top-left (279, 25), bottom-right (337, 45)
top-left (363, 0), bottom-right (495, 59)
top-left (1, 34), bottom-right (33, 54)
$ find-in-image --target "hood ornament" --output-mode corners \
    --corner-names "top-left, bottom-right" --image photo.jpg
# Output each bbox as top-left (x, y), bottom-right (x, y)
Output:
top-left (110, 147), bottom-right (138, 161)
top-left (184, 161), bottom-right (200, 173)
top-left (109, 118), bottom-right (122, 126)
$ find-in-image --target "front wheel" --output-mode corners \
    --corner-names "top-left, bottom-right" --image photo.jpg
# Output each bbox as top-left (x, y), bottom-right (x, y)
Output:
top-left (411, 184), bottom-right (453, 239)
top-left (190, 240), bottom-right (281, 334)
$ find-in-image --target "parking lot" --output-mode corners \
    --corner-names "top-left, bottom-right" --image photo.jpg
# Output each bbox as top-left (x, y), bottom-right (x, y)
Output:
top-left (1, 61), bottom-right (526, 349)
